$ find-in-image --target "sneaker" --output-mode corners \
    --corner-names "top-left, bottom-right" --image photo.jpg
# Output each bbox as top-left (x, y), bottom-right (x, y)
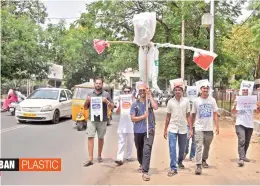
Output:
top-left (238, 159), bottom-right (244, 167)
top-left (202, 160), bottom-right (209, 168)
top-left (195, 164), bottom-right (202, 175)
top-left (178, 162), bottom-right (185, 169)
top-left (243, 157), bottom-right (250, 162)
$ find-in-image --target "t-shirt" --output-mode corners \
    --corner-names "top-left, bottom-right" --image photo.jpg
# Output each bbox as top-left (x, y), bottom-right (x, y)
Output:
top-left (191, 96), bottom-right (217, 131)
top-left (87, 90), bottom-right (112, 122)
top-left (166, 97), bottom-right (190, 134)
top-left (130, 100), bottom-right (155, 133)
top-left (233, 99), bottom-right (254, 128)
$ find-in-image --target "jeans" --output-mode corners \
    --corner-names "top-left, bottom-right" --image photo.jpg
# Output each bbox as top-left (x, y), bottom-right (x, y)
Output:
top-left (168, 132), bottom-right (187, 171)
top-left (134, 129), bottom-right (155, 173)
top-left (235, 125), bottom-right (253, 160)
top-left (194, 131), bottom-right (214, 165)
top-left (185, 126), bottom-right (196, 159)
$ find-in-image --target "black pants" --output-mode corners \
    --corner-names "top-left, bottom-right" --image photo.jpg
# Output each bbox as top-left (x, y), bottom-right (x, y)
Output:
top-left (235, 125), bottom-right (253, 160)
top-left (134, 129), bottom-right (155, 173)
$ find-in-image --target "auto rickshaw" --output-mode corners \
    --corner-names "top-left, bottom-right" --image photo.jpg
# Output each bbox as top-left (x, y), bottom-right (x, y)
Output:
top-left (72, 81), bottom-right (114, 131)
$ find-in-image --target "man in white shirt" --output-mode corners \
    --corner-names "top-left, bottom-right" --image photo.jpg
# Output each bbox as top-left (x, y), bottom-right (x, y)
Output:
top-left (231, 87), bottom-right (260, 167)
top-left (115, 86), bottom-right (135, 165)
top-left (164, 84), bottom-right (192, 176)
top-left (191, 82), bottom-right (219, 175)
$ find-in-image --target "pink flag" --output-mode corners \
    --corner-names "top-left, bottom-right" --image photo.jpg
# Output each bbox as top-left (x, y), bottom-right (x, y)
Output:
top-left (193, 50), bottom-right (217, 70)
top-left (93, 39), bottom-right (110, 54)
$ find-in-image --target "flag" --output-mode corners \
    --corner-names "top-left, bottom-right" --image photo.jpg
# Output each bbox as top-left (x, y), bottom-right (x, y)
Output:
top-left (193, 50), bottom-right (217, 70)
top-left (93, 39), bottom-right (110, 54)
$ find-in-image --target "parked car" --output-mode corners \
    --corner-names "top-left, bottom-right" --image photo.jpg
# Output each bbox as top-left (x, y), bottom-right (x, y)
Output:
top-left (15, 88), bottom-right (72, 124)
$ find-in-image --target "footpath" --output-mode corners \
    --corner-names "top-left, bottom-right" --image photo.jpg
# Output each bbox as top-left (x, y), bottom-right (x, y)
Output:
top-left (101, 107), bottom-right (260, 185)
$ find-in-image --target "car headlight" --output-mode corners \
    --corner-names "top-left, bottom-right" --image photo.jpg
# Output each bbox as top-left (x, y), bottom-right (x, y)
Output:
top-left (16, 105), bottom-right (21, 111)
top-left (41, 105), bottom-right (53, 112)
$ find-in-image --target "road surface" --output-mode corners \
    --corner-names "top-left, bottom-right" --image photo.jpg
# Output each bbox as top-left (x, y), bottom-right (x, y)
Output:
top-left (1, 107), bottom-right (260, 185)
top-left (1, 112), bottom-right (120, 185)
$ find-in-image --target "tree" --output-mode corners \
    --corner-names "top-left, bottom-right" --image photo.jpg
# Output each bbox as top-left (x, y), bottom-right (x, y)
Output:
top-left (1, 6), bottom-right (50, 81)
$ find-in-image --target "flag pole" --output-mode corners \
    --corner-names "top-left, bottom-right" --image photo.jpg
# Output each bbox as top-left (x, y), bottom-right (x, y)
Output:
top-left (145, 46), bottom-right (149, 138)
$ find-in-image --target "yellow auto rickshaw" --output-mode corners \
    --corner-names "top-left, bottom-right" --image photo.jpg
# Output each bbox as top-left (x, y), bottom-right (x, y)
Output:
top-left (72, 81), bottom-right (114, 130)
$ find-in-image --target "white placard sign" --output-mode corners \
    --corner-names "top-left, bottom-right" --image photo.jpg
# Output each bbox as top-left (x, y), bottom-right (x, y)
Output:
top-left (90, 97), bottom-right (103, 121)
top-left (186, 86), bottom-right (198, 102)
top-left (120, 94), bottom-right (132, 114)
top-left (236, 95), bottom-right (257, 110)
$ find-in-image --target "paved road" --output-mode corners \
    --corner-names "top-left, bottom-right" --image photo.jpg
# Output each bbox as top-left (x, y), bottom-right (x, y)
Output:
top-left (1, 112), bottom-right (121, 185)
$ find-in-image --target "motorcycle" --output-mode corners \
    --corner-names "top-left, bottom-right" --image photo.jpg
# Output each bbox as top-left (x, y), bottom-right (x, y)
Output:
top-left (9, 102), bottom-right (19, 116)
top-left (75, 108), bottom-right (87, 131)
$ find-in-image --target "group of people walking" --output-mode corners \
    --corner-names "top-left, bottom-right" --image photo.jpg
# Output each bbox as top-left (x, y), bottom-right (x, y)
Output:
top-left (83, 77), bottom-right (260, 181)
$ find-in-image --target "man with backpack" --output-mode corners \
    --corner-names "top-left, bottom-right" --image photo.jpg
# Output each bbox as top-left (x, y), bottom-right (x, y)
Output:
top-left (130, 83), bottom-right (158, 181)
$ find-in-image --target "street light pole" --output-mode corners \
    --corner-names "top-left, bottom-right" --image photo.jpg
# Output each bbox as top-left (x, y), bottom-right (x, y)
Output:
top-left (209, 0), bottom-right (214, 94)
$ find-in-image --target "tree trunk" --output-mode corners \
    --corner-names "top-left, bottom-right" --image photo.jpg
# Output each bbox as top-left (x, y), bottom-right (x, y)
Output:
top-left (255, 55), bottom-right (260, 79)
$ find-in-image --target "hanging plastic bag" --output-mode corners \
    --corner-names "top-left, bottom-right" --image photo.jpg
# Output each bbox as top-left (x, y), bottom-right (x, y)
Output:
top-left (138, 46), bottom-right (155, 83)
top-left (133, 12), bottom-right (156, 46)
top-left (151, 47), bottom-right (161, 93)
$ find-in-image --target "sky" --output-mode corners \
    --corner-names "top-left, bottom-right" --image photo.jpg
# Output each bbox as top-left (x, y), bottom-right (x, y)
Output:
top-left (41, 0), bottom-right (253, 28)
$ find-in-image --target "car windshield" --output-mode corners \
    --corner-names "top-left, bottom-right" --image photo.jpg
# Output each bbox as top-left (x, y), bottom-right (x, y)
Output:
top-left (27, 89), bottom-right (59, 100)
top-left (73, 87), bottom-right (95, 99)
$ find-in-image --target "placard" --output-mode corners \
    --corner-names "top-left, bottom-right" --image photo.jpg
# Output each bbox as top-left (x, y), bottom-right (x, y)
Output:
top-left (90, 97), bottom-right (103, 121)
top-left (236, 95), bottom-right (257, 110)
top-left (120, 94), bottom-right (132, 114)
top-left (186, 86), bottom-right (198, 102)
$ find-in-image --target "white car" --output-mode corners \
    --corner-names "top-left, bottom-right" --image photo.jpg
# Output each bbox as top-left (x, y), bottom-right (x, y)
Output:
top-left (15, 88), bottom-right (72, 124)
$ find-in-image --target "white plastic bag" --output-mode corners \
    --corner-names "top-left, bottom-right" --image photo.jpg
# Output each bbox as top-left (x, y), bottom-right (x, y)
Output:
top-left (151, 47), bottom-right (161, 93)
top-left (169, 78), bottom-right (184, 90)
top-left (133, 12), bottom-right (156, 46)
top-left (239, 80), bottom-right (254, 95)
top-left (138, 46), bottom-right (154, 83)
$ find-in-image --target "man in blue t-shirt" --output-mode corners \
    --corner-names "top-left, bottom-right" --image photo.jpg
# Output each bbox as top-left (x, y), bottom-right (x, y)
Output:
top-left (130, 83), bottom-right (158, 181)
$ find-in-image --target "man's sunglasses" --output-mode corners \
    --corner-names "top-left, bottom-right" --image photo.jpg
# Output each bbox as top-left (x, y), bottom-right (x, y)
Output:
top-left (139, 89), bottom-right (145, 92)
top-left (124, 90), bottom-right (131, 93)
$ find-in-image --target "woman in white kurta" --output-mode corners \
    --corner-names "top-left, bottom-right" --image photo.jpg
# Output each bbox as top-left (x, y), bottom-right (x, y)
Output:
top-left (115, 86), bottom-right (135, 165)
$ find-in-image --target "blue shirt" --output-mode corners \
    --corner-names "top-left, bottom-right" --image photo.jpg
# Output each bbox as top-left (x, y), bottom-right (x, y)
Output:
top-left (130, 100), bottom-right (155, 133)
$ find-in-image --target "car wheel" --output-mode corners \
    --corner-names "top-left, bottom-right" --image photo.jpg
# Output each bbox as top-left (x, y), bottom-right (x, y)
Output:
top-left (11, 110), bottom-right (15, 116)
top-left (52, 110), bottom-right (60, 124)
top-left (18, 120), bottom-right (26, 124)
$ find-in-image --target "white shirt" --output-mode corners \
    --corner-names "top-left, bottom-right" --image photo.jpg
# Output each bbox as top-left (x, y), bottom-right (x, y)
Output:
top-left (166, 97), bottom-right (190, 134)
top-left (117, 95), bottom-right (134, 133)
top-left (233, 99), bottom-right (254, 128)
top-left (191, 96), bottom-right (217, 131)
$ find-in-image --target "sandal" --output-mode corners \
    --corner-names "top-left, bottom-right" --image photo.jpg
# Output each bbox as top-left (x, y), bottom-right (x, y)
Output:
top-left (83, 160), bottom-right (93, 167)
top-left (142, 173), bottom-right (150, 181)
top-left (168, 170), bottom-right (178, 177)
top-left (138, 166), bottom-right (143, 173)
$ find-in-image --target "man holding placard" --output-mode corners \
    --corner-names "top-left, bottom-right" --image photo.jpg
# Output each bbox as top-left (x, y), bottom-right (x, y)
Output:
top-left (130, 82), bottom-right (158, 181)
top-left (115, 86), bottom-right (135, 166)
top-left (232, 87), bottom-right (260, 167)
top-left (83, 77), bottom-right (114, 166)
top-left (191, 80), bottom-right (219, 175)
top-left (164, 79), bottom-right (192, 176)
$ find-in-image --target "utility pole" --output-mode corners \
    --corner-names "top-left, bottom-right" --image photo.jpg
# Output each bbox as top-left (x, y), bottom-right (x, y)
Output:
top-left (209, 0), bottom-right (214, 94)
top-left (181, 2), bottom-right (185, 80)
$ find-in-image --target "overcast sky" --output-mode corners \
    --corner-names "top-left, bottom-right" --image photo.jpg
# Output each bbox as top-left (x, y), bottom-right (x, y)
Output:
top-left (41, 0), bottom-right (252, 28)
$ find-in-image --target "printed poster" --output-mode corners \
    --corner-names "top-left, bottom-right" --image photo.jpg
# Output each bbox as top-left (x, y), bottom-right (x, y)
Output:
top-left (90, 97), bottom-right (103, 121)
top-left (236, 95), bottom-right (257, 110)
top-left (198, 104), bottom-right (213, 118)
top-left (186, 86), bottom-right (198, 102)
top-left (120, 94), bottom-right (132, 114)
